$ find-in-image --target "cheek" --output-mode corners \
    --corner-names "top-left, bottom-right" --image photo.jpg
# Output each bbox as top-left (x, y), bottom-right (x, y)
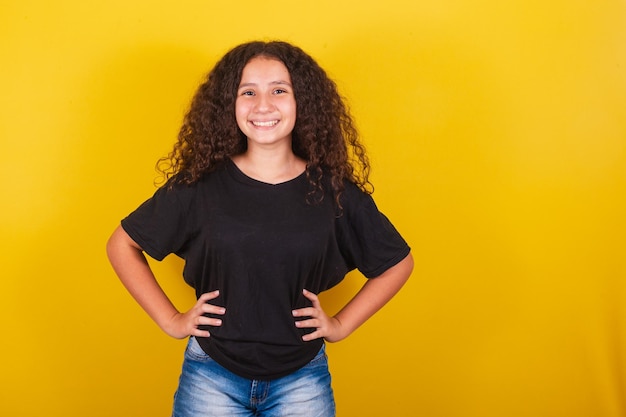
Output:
top-left (287, 103), bottom-right (297, 127)
top-left (235, 102), bottom-right (248, 128)
top-left (280, 100), bottom-right (297, 121)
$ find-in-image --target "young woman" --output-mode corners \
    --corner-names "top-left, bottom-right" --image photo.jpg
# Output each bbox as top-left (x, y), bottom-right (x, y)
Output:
top-left (106, 40), bottom-right (413, 417)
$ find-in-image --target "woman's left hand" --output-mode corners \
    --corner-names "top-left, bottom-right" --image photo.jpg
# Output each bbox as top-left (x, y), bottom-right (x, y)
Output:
top-left (292, 254), bottom-right (414, 345)
top-left (292, 289), bottom-right (346, 343)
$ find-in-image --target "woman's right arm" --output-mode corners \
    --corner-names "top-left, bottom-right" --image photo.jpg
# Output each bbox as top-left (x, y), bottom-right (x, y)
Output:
top-left (106, 225), bottom-right (224, 339)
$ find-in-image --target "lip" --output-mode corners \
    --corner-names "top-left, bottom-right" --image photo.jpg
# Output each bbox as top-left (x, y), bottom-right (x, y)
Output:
top-left (251, 120), bottom-right (279, 127)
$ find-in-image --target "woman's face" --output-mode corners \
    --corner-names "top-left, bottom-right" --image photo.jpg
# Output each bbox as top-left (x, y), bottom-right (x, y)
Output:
top-left (235, 57), bottom-right (297, 150)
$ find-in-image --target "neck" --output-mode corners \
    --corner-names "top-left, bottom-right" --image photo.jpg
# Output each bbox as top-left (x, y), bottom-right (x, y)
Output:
top-left (231, 148), bottom-right (306, 185)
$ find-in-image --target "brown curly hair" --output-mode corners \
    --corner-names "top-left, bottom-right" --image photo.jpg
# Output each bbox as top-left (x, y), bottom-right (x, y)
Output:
top-left (158, 40), bottom-right (372, 205)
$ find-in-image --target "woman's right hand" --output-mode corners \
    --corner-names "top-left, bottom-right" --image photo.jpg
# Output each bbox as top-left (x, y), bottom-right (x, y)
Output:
top-left (164, 291), bottom-right (226, 339)
top-left (107, 226), bottom-right (226, 340)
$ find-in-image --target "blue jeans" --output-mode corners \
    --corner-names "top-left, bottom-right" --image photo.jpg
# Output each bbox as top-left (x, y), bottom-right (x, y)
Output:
top-left (172, 337), bottom-right (336, 417)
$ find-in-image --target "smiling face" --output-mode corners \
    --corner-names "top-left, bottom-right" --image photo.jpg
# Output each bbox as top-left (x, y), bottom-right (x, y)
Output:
top-left (235, 57), bottom-right (297, 151)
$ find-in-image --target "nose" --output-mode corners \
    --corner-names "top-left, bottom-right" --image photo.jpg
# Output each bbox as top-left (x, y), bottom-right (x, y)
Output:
top-left (254, 93), bottom-right (275, 112)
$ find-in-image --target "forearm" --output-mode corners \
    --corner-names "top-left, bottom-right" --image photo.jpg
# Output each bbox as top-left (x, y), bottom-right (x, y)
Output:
top-left (332, 252), bottom-right (413, 341)
top-left (106, 226), bottom-right (180, 335)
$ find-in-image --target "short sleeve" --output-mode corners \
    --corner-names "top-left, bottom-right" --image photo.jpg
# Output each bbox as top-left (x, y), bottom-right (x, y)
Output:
top-left (121, 183), bottom-right (196, 261)
top-left (335, 184), bottom-right (411, 278)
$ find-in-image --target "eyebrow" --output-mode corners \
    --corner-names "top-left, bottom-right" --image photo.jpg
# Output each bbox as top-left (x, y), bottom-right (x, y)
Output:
top-left (238, 80), bottom-right (292, 89)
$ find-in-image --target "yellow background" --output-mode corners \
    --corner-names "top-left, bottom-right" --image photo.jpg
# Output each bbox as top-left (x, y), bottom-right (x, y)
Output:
top-left (1, 0), bottom-right (625, 416)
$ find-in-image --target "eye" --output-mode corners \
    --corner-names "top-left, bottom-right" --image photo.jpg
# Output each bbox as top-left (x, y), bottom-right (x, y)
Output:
top-left (240, 90), bottom-right (255, 96)
top-left (273, 88), bottom-right (288, 95)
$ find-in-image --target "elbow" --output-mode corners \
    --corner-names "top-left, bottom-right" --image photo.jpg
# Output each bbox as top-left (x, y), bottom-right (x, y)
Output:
top-left (400, 251), bottom-right (414, 283)
top-left (106, 225), bottom-right (135, 263)
top-left (375, 251), bottom-right (414, 284)
top-left (105, 226), bottom-right (121, 263)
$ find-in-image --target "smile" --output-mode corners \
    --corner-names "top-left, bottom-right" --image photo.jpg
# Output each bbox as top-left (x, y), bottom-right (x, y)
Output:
top-left (252, 120), bottom-right (279, 127)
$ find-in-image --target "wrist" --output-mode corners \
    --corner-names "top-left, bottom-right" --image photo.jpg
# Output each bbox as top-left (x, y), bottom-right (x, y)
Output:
top-left (160, 311), bottom-right (187, 339)
top-left (325, 316), bottom-right (350, 343)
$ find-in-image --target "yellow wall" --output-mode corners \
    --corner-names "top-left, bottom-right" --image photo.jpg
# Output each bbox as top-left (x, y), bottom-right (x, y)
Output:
top-left (1, 1), bottom-right (625, 416)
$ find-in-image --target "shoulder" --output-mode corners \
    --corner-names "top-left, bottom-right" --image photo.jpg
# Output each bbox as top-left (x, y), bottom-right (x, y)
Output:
top-left (153, 165), bottom-right (226, 205)
top-left (165, 163), bottom-right (228, 190)
top-left (338, 180), bottom-right (375, 211)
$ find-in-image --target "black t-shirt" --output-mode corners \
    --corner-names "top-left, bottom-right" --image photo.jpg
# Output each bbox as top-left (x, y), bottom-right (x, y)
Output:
top-left (121, 160), bottom-right (410, 380)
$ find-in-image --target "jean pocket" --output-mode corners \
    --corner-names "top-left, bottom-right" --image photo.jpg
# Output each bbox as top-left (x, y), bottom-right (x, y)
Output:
top-left (185, 337), bottom-right (213, 362)
top-left (305, 344), bottom-right (328, 368)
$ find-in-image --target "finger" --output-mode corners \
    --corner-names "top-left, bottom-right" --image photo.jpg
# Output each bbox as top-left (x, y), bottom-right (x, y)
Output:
top-left (302, 289), bottom-right (320, 307)
top-left (201, 303), bottom-right (226, 315)
top-left (302, 329), bottom-right (323, 342)
top-left (196, 315), bottom-right (223, 327)
top-left (294, 318), bottom-right (317, 329)
top-left (196, 291), bottom-right (226, 315)
top-left (292, 307), bottom-right (316, 317)
top-left (191, 328), bottom-right (211, 338)
top-left (198, 290), bottom-right (220, 303)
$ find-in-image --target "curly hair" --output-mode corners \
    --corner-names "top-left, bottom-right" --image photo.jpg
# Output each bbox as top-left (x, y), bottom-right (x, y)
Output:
top-left (158, 40), bottom-right (372, 206)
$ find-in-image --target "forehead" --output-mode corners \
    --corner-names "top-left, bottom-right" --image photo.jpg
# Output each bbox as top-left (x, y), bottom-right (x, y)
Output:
top-left (240, 56), bottom-right (291, 83)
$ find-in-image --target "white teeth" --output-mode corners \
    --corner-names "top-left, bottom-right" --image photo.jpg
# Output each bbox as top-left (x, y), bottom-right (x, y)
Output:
top-left (252, 120), bottom-right (278, 127)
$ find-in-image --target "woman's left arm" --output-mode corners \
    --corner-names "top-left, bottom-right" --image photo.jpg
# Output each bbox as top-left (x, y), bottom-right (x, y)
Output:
top-left (293, 252), bottom-right (414, 342)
